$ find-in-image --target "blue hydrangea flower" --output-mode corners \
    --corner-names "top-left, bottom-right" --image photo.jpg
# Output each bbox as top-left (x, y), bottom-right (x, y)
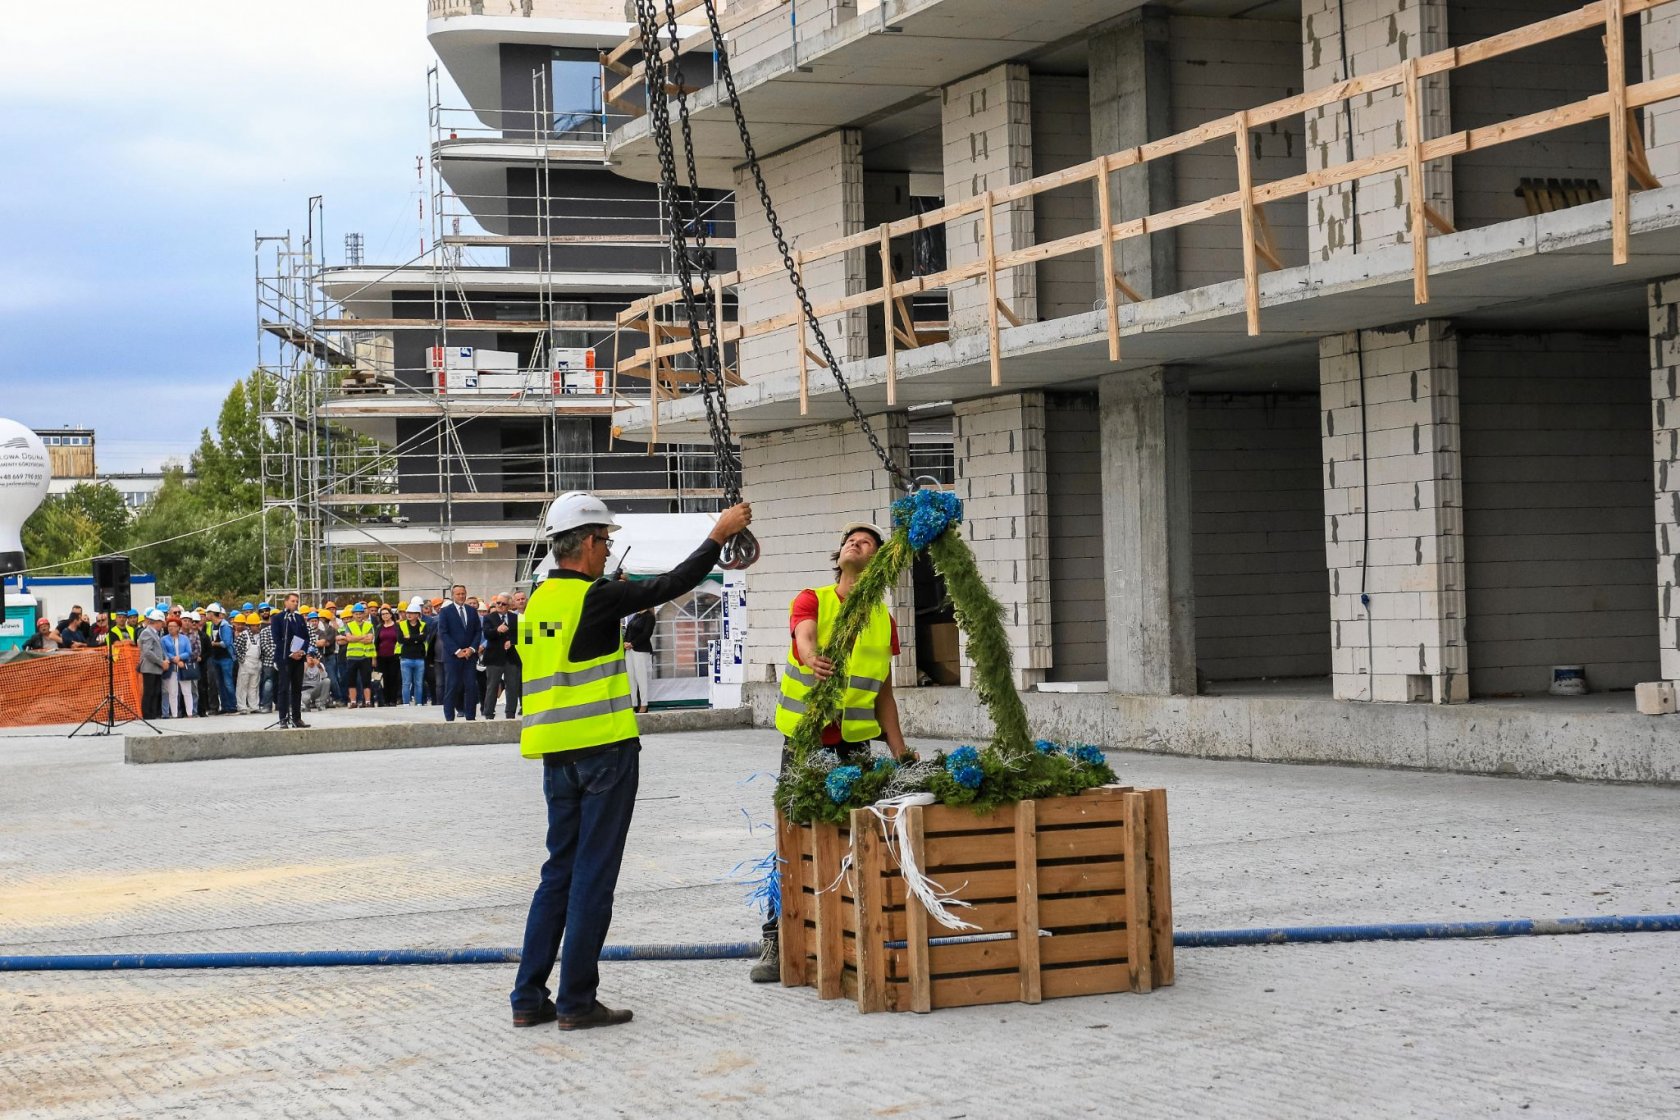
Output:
top-left (951, 764), bottom-right (984, 789)
top-left (1070, 744), bottom-right (1106, 768)
top-left (873, 757), bottom-right (897, 773)
top-left (891, 489), bottom-right (965, 550)
top-left (946, 745), bottom-right (980, 768)
top-left (1034, 738), bottom-right (1060, 755)
top-left (825, 765), bottom-right (862, 803)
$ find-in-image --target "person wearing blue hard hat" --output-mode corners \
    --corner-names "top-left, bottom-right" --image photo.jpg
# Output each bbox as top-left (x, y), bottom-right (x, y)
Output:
top-left (242, 602), bottom-right (255, 612)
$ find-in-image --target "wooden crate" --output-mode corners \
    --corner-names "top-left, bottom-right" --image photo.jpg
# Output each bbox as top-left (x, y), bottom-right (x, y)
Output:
top-left (774, 786), bottom-right (1172, 1013)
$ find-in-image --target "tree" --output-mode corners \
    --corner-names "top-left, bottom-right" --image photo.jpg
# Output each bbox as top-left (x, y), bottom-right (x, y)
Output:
top-left (19, 482), bottom-right (131, 574)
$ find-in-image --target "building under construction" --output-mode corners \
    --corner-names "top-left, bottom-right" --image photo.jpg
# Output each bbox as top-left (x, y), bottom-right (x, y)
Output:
top-left (597, 0), bottom-right (1680, 779)
top-left (256, 7), bottom-right (740, 608)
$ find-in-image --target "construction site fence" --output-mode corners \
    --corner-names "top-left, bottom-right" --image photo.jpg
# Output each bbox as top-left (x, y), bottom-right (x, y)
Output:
top-left (0, 646), bottom-right (142, 729)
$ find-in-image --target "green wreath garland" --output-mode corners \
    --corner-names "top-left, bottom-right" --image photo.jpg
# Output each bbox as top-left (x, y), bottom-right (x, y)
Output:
top-left (777, 490), bottom-right (1116, 825)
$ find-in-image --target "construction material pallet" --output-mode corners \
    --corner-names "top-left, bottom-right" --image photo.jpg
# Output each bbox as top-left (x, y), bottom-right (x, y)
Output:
top-left (774, 786), bottom-right (1173, 1013)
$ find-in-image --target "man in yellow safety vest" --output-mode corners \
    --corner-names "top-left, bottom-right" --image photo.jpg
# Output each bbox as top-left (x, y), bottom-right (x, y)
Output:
top-left (509, 490), bottom-right (752, 1032)
top-left (757, 520), bottom-right (909, 982)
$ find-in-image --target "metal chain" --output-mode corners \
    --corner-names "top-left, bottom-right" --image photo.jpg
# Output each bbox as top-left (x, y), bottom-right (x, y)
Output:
top-left (694, 0), bottom-right (914, 493)
top-left (634, 0), bottom-right (758, 567)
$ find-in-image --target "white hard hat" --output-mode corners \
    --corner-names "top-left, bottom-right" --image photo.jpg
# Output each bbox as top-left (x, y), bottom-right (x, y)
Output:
top-left (145, 608), bottom-right (165, 622)
top-left (543, 491), bottom-right (621, 538)
top-left (206, 602), bottom-right (225, 615)
top-left (407, 596), bottom-right (425, 612)
top-left (839, 521), bottom-right (886, 545)
top-left (186, 611), bottom-right (201, 622)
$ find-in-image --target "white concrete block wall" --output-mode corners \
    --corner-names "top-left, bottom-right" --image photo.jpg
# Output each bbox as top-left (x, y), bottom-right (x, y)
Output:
top-left (1170, 15), bottom-right (1308, 289)
top-left (1649, 279), bottom-right (1680, 680)
top-left (1320, 321), bottom-right (1468, 703)
top-left (943, 63), bottom-right (1037, 338)
top-left (1449, 1), bottom-right (1612, 229)
top-left (1030, 74), bottom-right (1096, 321)
top-left (954, 393), bottom-right (1051, 688)
top-left (734, 129), bottom-right (867, 384)
top-left (1190, 394), bottom-right (1331, 682)
top-left (737, 412), bottom-right (916, 688)
top-left (1644, 6), bottom-right (1680, 183)
top-left (1300, 0), bottom-right (1452, 259)
top-left (1044, 394), bottom-right (1105, 681)
top-left (1460, 332), bottom-right (1657, 695)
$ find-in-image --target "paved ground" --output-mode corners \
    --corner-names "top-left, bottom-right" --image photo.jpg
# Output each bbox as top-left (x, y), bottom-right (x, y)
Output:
top-left (2, 726), bottom-right (1677, 1117)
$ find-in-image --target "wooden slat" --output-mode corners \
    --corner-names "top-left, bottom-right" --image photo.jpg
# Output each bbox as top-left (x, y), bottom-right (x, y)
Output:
top-left (930, 971), bottom-right (1021, 1011)
top-left (1234, 111), bottom-right (1260, 337)
top-left (776, 813), bottom-right (809, 986)
top-left (922, 804), bottom-right (1017, 833)
top-left (1038, 929), bottom-right (1129, 967)
top-left (1040, 963), bottom-right (1131, 1001)
top-left (1096, 154), bottom-right (1121, 362)
top-left (994, 298), bottom-right (1024, 328)
top-left (1039, 892), bottom-right (1127, 930)
top-left (881, 226), bottom-right (897, 407)
top-left (926, 936), bottom-right (1020, 976)
top-left (923, 830), bottom-right (1018, 869)
top-left (1144, 787), bottom-right (1175, 989)
top-left (984, 193), bottom-right (1002, 387)
top-left (1253, 204), bottom-right (1285, 272)
top-left (812, 821), bottom-right (845, 1000)
top-left (1404, 56), bottom-right (1431, 306)
top-left (1628, 109), bottom-right (1663, 189)
top-left (1035, 787), bottom-right (1130, 826)
top-left (1123, 792), bottom-right (1152, 994)
top-left (1015, 800), bottom-right (1042, 1005)
top-left (1608, 0), bottom-right (1631, 266)
top-left (905, 806), bottom-right (932, 1013)
top-left (852, 809), bottom-right (890, 1013)
top-left (1035, 826), bottom-right (1130, 863)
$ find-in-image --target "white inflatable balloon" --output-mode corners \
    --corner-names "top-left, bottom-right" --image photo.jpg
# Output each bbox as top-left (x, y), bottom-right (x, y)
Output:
top-left (0, 418), bottom-right (51, 575)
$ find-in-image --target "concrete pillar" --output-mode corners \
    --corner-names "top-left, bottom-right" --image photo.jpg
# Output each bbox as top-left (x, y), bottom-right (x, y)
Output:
top-left (953, 393), bottom-right (1052, 689)
top-left (1648, 280), bottom-right (1680, 681)
top-left (1098, 368), bottom-right (1196, 695)
top-left (1319, 321), bottom-right (1468, 704)
top-left (737, 413), bottom-right (915, 688)
top-left (1643, 8), bottom-right (1680, 184)
top-left (734, 129), bottom-right (867, 382)
top-left (942, 63), bottom-right (1037, 339)
top-left (1299, 0), bottom-right (1452, 260)
top-left (1089, 7), bottom-right (1176, 299)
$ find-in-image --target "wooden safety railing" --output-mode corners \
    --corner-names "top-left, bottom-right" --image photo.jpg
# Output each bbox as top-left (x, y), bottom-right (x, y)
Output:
top-left (617, 0), bottom-right (1677, 440)
top-left (601, 0), bottom-right (790, 113)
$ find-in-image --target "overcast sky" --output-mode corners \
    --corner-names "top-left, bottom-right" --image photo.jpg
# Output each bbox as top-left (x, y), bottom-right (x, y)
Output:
top-left (0, 2), bottom-right (462, 472)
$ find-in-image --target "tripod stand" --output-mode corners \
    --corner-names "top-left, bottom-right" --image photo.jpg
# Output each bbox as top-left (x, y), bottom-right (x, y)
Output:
top-left (69, 645), bottom-right (160, 738)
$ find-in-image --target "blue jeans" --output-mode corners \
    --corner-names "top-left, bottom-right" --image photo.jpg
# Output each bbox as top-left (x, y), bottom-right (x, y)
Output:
top-left (215, 657), bottom-right (236, 713)
top-left (324, 653), bottom-right (347, 703)
top-left (400, 658), bottom-right (426, 704)
top-left (260, 666), bottom-right (275, 712)
top-left (511, 745), bottom-right (641, 1017)
top-left (442, 655), bottom-right (478, 720)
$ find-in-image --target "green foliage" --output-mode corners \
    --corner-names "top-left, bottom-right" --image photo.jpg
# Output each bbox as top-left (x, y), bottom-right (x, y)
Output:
top-left (775, 510), bottom-right (1106, 825)
top-left (21, 482), bottom-right (130, 570)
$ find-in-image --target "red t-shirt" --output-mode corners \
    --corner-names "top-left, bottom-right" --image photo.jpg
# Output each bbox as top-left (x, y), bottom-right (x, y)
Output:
top-left (789, 588), bottom-right (899, 746)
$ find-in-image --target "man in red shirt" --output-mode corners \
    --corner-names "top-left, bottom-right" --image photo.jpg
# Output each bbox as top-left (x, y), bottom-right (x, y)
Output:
top-left (754, 521), bottom-right (909, 983)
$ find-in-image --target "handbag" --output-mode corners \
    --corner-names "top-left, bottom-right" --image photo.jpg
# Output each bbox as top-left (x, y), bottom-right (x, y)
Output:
top-left (178, 663), bottom-right (201, 682)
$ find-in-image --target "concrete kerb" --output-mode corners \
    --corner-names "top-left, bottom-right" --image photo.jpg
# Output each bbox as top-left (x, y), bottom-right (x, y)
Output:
top-left (124, 706), bottom-right (754, 765)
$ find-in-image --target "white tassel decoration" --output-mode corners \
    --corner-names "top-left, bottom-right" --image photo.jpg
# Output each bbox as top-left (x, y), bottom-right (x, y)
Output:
top-left (865, 793), bottom-right (979, 932)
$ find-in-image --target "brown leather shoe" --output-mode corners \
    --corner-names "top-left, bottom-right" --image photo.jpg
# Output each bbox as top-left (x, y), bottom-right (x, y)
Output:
top-left (555, 1001), bottom-right (633, 1031)
top-left (512, 1001), bottom-right (557, 1028)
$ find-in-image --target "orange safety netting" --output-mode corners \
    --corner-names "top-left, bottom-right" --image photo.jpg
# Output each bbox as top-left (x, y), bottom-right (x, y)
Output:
top-left (0, 645), bottom-right (143, 728)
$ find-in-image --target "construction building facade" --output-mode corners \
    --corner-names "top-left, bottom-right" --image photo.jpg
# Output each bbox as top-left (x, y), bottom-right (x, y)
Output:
top-left (602, 0), bottom-right (1680, 779)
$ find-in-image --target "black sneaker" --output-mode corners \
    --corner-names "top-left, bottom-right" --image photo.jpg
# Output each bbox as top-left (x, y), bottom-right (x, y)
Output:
top-left (292, 720), bottom-right (310, 729)
top-left (555, 1001), bottom-right (633, 1031)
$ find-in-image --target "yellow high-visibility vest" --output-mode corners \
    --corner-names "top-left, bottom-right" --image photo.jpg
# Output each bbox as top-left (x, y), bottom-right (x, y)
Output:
top-left (774, 584), bottom-right (891, 743)
top-left (345, 619), bottom-right (376, 658)
top-left (519, 577), bottom-right (637, 758)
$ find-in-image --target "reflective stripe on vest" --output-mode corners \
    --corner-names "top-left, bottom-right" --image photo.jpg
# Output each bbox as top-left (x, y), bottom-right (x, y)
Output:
top-left (345, 620), bottom-right (376, 657)
top-left (518, 577), bottom-right (638, 758)
top-left (773, 584), bottom-right (892, 743)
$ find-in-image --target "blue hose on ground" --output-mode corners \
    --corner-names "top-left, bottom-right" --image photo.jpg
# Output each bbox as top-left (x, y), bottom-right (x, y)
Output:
top-left (3, 914), bottom-right (1677, 972)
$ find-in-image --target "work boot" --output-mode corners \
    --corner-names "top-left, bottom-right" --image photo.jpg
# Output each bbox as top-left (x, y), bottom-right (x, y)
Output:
top-left (555, 1001), bottom-right (633, 1031)
top-left (749, 933), bottom-right (780, 983)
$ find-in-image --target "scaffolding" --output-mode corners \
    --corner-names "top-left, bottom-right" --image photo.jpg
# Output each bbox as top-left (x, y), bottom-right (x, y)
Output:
top-left (255, 60), bottom-right (736, 603)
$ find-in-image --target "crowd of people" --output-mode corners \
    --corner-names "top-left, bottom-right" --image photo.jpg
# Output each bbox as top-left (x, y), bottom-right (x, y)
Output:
top-left (20, 585), bottom-right (660, 725)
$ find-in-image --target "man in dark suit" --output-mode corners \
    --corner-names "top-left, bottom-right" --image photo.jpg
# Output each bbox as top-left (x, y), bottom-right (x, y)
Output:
top-left (436, 582), bottom-right (483, 721)
top-left (481, 594), bottom-right (521, 719)
top-left (271, 592), bottom-right (312, 729)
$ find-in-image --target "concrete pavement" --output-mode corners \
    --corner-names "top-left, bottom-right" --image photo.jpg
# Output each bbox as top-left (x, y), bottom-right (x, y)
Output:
top-left (1, 726), bottom-right (1677, 1117)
